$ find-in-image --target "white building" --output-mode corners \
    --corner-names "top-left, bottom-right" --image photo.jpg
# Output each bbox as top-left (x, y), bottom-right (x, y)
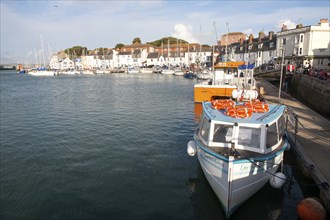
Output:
top-left (60, 57), bottom-right (75, 70)
top-left (117, 52), bottom-right (132, 67)
top-left (49, 55), bottom-right (60, 69)
top-left (146, 52), bottom-right (159, 66)
top-left (81, 55), bottom-right (95, 69)
top-left (276, 18), bottom-right (330, 70)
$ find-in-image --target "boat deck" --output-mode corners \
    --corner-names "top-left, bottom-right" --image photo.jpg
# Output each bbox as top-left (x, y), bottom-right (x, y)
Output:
top-left (203, 102), bottom-right (286, 125)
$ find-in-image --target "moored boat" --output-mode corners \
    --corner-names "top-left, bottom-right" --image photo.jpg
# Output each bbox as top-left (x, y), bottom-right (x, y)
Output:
top-left (194, 61), bottom-right (258, 102)
top-left (187, 99), bottom-right (289, 218)
top-left (28, 68), bottom-right (58, 76)
top-left (81, 69), bottom-right (95, 75)
top-left (161, 69), bottom-right (175, 75)
top-left (127, 67), bottom-right (140, 74)
top-left (140, 67), bottom-right (153, 74)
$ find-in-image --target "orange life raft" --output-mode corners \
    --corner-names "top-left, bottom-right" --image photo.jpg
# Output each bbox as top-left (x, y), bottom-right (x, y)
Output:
top-left (211, 99), bottom-right (270, 118)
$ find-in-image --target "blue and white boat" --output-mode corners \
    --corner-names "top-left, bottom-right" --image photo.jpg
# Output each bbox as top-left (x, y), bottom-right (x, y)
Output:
top-left (187, 100), bottom-right (289, 218)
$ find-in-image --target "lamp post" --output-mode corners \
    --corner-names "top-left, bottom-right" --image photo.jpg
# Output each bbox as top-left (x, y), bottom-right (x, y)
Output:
top-left (278, 48), bottom-right (286, 101)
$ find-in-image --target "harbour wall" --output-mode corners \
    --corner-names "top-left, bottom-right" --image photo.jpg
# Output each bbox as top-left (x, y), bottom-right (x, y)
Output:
top-left (290, 74), bottom-right (330, 117)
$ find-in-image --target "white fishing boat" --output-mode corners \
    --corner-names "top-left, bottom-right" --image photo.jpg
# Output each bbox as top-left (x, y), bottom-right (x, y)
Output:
top-left (28, 69), bottom-right (57, 76)
top-left (59, 70), bottom-right (80, 75)
top-left (161, 69), bottom-right (175, 75)
top-left (140, 67), bottom-right (153, 74)
top-left (127, 67), bottom-right (140, 74)
top-left (187, 99), bottom-right (289, 218)
top-left (81, 70), bottom-right (95, 75)
top-left (173, 68), bottom-right (184, 76)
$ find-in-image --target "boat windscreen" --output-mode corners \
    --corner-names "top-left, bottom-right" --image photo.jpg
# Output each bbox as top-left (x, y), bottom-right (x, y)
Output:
top-left (237, 127), bottom-right (261, 149)
top-left (266, 122), bottom-right (278, 148)
top-left (213, 124), bottom-right (233, 143)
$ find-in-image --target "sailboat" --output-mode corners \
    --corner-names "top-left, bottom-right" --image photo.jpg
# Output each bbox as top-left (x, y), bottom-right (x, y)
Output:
top-left (28, 35), bottom-right (57, 76)
top-left (161, 38), bottom-right (175, 75)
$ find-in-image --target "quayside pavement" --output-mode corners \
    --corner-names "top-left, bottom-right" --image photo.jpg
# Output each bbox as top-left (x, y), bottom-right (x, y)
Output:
top-left (256, 79), bottom-right (330, 212)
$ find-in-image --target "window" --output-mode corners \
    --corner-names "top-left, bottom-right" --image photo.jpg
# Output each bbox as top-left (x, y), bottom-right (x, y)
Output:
top-left (213, 124), bottom-right (233, 143)
top-left (258, 52), bottom-right (261, 58)
top-left (258, 43), bottom-right (263, 49)
top-left (300, 34), bottom-right (304, 43)
top-left (278, 115), bottom-right (286, 140)
top-left (282, 38), bottom-right (286, 45)
top-left (299, 48), bottom-right (302, 55)
top-left (295, 35), bottom-right (299, 44)
top-left (199, 117), bottom-right (210, 142)
top-left (269, 51), bottom-right (272, 57)
top-left (238, 127), bottom-right (261, 148)
top-left (270, 42), bottom-right (274, 48)
top-left (266, 123), bottom-right (278, 148)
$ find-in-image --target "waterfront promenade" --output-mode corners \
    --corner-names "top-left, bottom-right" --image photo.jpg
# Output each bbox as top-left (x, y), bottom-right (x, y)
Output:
top-left (257, 79), bottom-right (330, 212)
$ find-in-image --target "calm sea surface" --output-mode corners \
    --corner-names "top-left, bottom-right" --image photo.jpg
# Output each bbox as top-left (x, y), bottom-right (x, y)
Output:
top-left (0, 70), bottom-right (320, 220)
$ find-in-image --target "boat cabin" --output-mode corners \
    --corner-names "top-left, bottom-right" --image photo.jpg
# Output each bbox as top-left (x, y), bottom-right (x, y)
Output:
top-left (195, 102), bottom-right (287, 155)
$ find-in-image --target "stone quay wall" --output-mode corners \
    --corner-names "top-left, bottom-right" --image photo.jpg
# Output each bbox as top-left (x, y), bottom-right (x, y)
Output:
top-left (290, 74), bottom-right (330, 117)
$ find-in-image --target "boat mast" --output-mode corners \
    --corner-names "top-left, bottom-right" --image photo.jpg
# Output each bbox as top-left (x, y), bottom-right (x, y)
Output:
top-left (199, 25), bottom-right (202, 69)
top-left (40, 34), bottom-right (46, 67)
top-left (34, 48), bottom-right (38, 68)
top-left (212, 21), bottom-right (217, 85)
top-left (167, 38), bottom-right (170, 67)
top-left (179, 39), bottom-right (181, 66)
top-left (225, 22), bottom-right (229, 62)
top-left (176, 37), bottom-right (178, 66)
top-left (212, 21), bottom-right (217, 72)
top-left (188, 43), bottom-right (190, 67)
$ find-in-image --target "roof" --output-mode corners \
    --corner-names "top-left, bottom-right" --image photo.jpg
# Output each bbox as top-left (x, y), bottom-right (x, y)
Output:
top-left (203, 102), bottom-right (286, 125)
top-left (147, 52), bottom-right (159, 59)
top-left (117, 51), bottom-right (131, 55)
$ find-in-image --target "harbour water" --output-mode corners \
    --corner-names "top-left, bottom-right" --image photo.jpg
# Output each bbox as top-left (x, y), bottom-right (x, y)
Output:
top-left (0, 71), bottom-right (320, 220)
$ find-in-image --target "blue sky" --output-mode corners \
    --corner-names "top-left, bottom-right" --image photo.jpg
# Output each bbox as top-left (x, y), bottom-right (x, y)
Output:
top-left (1, 0), bottom-right (329, 64)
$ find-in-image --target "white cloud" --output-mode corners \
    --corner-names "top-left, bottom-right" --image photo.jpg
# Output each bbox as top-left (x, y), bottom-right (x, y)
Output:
top-left (172, 23), bottom-right (199, 43)
top-left (278, 19), bottom-right (297, 30)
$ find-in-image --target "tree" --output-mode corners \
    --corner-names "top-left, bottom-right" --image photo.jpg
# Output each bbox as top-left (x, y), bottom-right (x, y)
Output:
top-left (132, 37), bottom-right (141, 44)
top-left (64, 46), bottom-right (87, 59)
top-left (115, 43), bottom-right (125, 50)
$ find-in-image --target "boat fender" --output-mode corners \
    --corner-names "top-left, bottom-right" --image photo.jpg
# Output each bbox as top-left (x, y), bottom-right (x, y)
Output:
top-left (296, 197), bottom-right (326, 220)
top-left (187, 140), bottom-right (197, 157)
top-left (269, 172), bottom-right (286, 188)
top-left (285, 142), bottom-right (291, 151)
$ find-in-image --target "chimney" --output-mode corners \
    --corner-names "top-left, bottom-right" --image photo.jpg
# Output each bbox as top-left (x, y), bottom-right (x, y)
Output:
top-left (248, 34), bottom-right (254, 44)
top-left (269, 31), bottom-right (274, 41)
top-left (319, 18), bottom-right (329, 23)
top-left (319, 18), bottom-right (329, 26)
top-left (258, 32), bottom-right (265, 42)
top-left (296, 24), bottom-right (303, 28)
top-left (281, 24), bottom-right (288, 31)
top-left (240, 37), bottom-right (244, 45)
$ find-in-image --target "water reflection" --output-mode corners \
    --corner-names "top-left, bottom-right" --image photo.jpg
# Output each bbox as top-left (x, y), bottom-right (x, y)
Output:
top-left (194, 103), bottom-right (203, 123)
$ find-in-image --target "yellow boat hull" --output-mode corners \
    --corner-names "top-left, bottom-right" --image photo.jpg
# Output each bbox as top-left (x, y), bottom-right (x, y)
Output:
top-left (194, 84), bottom-right (236, 103)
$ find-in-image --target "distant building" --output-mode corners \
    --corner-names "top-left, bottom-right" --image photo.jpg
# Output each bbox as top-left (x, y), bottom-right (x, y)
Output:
top-left (218, 32), bottom-right (247, 46)
top-left (120, 43), bottom-right (155, 53)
